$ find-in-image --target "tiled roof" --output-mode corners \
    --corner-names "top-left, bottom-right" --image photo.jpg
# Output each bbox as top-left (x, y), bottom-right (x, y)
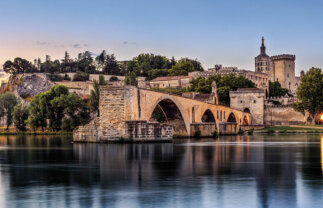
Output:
top-left (150, 76), bottom-right (191, 82)
top-left (236, 88), bottom-right (264, 92)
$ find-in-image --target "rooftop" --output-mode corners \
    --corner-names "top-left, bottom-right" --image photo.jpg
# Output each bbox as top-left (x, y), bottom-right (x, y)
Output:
top-left (150, 76), bottom-right (191, 82)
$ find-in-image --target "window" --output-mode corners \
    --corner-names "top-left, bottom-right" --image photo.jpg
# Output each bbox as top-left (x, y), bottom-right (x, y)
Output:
top-left (254, 100), bottom-right (256, 103)
top-left (240, 100), bottom-right (243, 103)
top-left (287, 73), bottom-right (289, 78)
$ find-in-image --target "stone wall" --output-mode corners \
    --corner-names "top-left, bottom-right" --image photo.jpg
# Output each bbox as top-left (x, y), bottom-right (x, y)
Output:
top-left (126, 121), bottom-right (172, 141)
top-left (73, 118), bottom-right (99, 142)
top-left (219, 123), bottom-right (238, 135)
top-left (190, 123), bottom-right (217, 137)
top-left (264, 106), bottom-right (305, 126)
top-left (230, 89), bottom-right (265, 125)
top-left (98, 86), bottom-right (126, 141)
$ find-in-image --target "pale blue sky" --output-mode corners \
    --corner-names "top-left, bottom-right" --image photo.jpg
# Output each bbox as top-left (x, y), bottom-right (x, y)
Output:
top-left (1, 0), bottom-right (323, 74)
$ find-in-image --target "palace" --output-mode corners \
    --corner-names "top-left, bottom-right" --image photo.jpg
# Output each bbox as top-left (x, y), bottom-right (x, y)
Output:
top-left (255, 37), bottom-right (302, 94)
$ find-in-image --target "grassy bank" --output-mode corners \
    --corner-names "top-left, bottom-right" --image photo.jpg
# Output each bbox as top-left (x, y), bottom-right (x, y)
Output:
top-left (0, 127), bottom-right (73, 135)
top-left (255, 125), bottom-right (323, 134)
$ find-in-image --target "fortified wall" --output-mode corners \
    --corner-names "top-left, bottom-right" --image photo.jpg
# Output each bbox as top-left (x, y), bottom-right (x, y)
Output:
top-left (264, 105), bottom-right (305, 126)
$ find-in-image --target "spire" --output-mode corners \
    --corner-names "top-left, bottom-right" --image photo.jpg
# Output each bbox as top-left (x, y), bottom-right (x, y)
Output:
top-left (260, 36), bottom-right (266, 55)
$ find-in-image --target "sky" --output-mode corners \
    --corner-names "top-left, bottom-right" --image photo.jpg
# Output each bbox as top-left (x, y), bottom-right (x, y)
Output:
top-left (1, 0), bottom-right (323, 75)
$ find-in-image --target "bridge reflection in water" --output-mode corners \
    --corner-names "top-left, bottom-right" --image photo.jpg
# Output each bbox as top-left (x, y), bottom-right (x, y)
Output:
top-left (0, 134), bottom-right (322, 208)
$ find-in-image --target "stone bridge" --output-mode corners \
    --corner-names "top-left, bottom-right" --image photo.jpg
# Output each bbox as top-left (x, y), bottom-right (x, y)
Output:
top-left (74, 85), bottom-right (250, 142)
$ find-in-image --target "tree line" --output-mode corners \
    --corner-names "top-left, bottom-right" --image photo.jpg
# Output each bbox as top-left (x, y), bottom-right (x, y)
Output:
top-left (0, 85), bottom-right (90, 131)
top-left (3, 52), bottom-right (204, 81)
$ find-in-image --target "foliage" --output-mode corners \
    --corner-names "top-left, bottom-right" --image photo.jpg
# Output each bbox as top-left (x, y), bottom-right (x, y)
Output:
top-left (73, 71), bottom-right (89, 81)
top-left (272, 100), bottom-right (282, 105)
top-left (3, 58), bottom-right (36, 74)
top-left (293, 68), bottom-right (323, 123)
top-left (89, 80), bottom-right (100, 116)
top-left (47, 73), bottom-right (63, 81)
top-left (63, 74), bottom-right (71, 81)
top-left (12, 104), bottom-right (29, 131)
top-left (151, 87), bottom-right (188, 96)
top-left (125, 72), bottom-right (138, 86)
top-left (109, 76), bottom-right (120, 82)
top-left (189, 74), bottom-right (256, 105)
top-left (98, 75), bottom-right (107, 85)
top-left (268, 81), bottom-right (289, 97)
top-left (27, 93), bottom-right (47, 131)
top-left (0, 93), bottom-right (18, 129)
top-left (168, 59), bottom-right (195, 76)
top-left (89, 75), bottom-right (107, 116)
top-left (27, 85), bottom-right (90, 131)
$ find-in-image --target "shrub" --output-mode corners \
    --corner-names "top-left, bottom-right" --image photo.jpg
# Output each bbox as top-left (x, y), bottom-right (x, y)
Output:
top-left (267, 129), bottom-right (275, 134)
top-left (109, 76), bottom-right (119, 82)
top-left (238, 129), bottom-right (244, 135)
top-left (73, 72), bottom-right (89, 81)
top-left (247, 129), bottom-right (254, 135)
top-left (63, 74), bottom-right (71, 81)
top-left (272, 100), bottom-right (282, 105)
top-left (47, 73), bottom-right (63, 81)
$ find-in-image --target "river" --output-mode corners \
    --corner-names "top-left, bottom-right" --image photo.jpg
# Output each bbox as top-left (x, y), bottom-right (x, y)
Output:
top-left (0, 134), bottom-right (322, 208)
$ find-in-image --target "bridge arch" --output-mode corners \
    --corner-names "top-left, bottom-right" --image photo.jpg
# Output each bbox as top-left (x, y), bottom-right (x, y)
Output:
top-left (149, 97), bottom-right (190, 136)
top-left (201, 109), bottom-right (216, 123)
top-left (227, 112), bottom-right (237, 123)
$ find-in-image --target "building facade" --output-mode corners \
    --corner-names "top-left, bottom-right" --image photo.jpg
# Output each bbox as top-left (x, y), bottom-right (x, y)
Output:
top-left (189, 65), bottom-right (270, 91)
top-left (149, 76), bottom-right (191, 88)
top-left (229, 88), bottom-right (265, 125)
top-left (254, 37), bottom-right (300, 94)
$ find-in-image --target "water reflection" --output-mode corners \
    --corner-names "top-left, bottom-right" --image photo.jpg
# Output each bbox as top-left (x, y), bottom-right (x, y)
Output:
top-left (0, 134), bottom-right (322, 208)
top-left (321, 136), bottom-right (323, 173)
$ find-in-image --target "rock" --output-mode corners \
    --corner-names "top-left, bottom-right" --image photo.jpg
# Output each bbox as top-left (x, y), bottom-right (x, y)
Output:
top-left (15, 74), bottom-right (54, 97)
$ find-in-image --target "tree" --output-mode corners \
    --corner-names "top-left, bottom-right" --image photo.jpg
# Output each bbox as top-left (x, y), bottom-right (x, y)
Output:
top-left (12, 104), bottom-right (29, 131)
top-left (27, 93), bottom-right (47, 131)
top-left (99, 75), bottom-right (107, 85)
top-left (268, 81), bottom-right (289, 97)
top-left (89, 75), bottom-right (107, 116)
top-left (189, 74), bottom-right (256, 105)
top-left (125, 72), bottom-right (138, 86)
top-left (27, 85), bottom-right (90, 131)
top-left (104, 54), bottom-right (120, 75)
top-left (0, 93), bottom-right (18, 129)
top-left (73, 72), bottom-right (89, 81)
top-left (293, 68), bottom-right (323, 124)
top-left (168, 60), bottom-right (195, 76)
top-left (3, 58), bottom-right (35, 74)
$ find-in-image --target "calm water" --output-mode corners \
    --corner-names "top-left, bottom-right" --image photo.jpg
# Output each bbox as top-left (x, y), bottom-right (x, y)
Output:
top-left (0, 134), bottom-right (322, 208)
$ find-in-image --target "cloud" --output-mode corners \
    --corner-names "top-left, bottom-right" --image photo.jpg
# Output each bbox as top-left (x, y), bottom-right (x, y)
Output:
top-left (123, 41), bottom-right (136, 45)
top-left (73, 43), bottom-right (89, 49)
top-left (35, 41), bottom-right (50, 46)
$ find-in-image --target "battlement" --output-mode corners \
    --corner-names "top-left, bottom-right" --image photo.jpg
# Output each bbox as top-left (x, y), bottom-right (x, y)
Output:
top-left (270, 54), bottom-right (295, 61)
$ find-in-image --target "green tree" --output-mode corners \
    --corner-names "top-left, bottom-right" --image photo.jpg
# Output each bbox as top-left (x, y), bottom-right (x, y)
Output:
top-left (99, 75), bottom-right (107, 85)
top-left (27, 85), bottom-right (90, 131)
top-left (168, 60), bottom-right (195, 76)
top-left (89, 75), bottom-right (107, 116)
top-left (3, 58), bottom-right (36, 74)
top-left (27, 93), bottom-right (47, 131)
top-left (0, 93), bottom-right (18, 129)
top-left (189, 74), bottom-right (256, 105)
top-left (12, 104), bottom-right (29, 131)
top-left (125, 72), bottom-right (138, 86)
top-left (293, 68), bottom-right (323, 124)
top-left (268, 81), bottom-right (289, 97)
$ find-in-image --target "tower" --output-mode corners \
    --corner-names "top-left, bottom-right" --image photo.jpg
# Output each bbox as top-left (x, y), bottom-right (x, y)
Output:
top-left (211, 81), bottom-right (218, 105)
top-left (255, 37), bottom-right (271, 74)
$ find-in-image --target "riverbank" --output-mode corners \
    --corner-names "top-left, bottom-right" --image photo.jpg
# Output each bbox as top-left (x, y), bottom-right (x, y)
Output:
top-left (254, 125), bottom-right (323, 134)
top-left (0, 127), bottom-right (72, 135)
